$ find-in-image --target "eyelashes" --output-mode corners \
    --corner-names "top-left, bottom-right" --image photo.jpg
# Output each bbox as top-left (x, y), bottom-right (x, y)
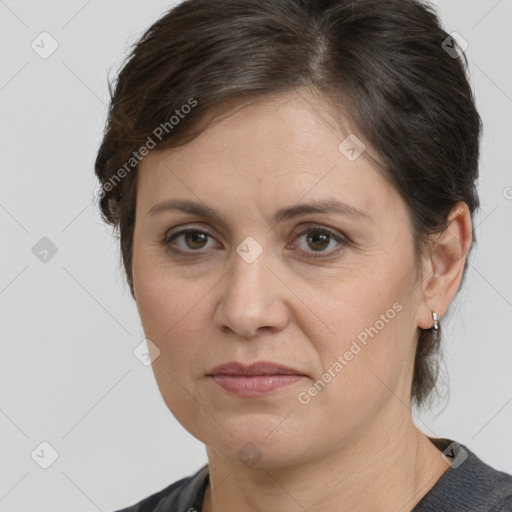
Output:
top-left (161, 225), bottom-right (349, 259)
top-left (288, 226), bottom-right (348, 258)
top-left (163, 229), bottom-right (216, 253)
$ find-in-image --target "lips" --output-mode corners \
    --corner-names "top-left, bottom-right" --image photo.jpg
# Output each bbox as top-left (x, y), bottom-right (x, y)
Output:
top-left (206, 361), bottom-right (306, 377)
top-left (206, 361), bottom-right (307, 397)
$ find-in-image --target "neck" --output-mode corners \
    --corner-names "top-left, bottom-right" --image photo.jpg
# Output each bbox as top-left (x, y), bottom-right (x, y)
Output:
top-left (202, 412), bottom-right (449, 512)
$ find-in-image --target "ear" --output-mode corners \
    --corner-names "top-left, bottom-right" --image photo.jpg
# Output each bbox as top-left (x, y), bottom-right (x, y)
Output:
top-left (417, 202), bottom-right (473, 330)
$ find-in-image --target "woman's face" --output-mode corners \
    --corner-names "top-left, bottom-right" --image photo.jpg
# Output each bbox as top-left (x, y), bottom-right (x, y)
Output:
top-left (132, 90), bottom-right (429, 468)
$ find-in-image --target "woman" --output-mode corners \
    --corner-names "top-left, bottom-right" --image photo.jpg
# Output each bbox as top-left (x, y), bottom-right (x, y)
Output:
top-left (95, 0), bottom-right (512, 510)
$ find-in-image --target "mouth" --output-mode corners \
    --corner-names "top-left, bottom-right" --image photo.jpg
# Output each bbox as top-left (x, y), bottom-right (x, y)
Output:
top-left (206, 361), bottom-right (307, 397)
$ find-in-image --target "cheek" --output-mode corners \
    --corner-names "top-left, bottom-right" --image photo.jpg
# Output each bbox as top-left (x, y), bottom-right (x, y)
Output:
top-left (133, 259), bottom-right (214, 432)
top-left (133, 252), bottom-right (192, 357)
top-left (135, 274), bottom-right (204, 356)
top-left (132, 250), bottom-right (225, 386)
top-left (301, 264), bottom-right (417, 398)
top-left (134, 243), bottom-right (199, 330)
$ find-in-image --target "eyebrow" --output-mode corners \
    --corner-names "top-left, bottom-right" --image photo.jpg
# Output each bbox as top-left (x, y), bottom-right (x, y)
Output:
top-left (147, 198), bottom-right (372, 223)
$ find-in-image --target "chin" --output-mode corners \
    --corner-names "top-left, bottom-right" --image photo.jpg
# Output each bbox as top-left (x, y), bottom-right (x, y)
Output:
top-left (197, 415), bottom-right (317, 469)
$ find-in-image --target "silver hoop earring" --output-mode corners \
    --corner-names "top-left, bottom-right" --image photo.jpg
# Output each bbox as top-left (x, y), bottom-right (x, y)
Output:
top-left (432, 311), bottom-right (439, 342)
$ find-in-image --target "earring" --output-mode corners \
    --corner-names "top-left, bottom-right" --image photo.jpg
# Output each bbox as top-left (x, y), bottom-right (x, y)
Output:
top-left (432, 311), bottom-right (439, 342)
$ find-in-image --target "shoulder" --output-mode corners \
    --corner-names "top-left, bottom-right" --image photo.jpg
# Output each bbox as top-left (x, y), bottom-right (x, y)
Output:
top-left (414, 438), bottom-right (512, 512)
top-left (112, 465), bottom-right (209, 512)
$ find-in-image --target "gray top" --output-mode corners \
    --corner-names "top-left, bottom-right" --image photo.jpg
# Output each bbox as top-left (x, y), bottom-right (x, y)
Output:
top-left (114, 438), bottom-right (512, 511)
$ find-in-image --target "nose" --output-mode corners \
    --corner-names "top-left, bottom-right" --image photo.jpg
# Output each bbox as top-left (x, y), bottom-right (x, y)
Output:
top-left (214, 246), bottom-right (290, 339)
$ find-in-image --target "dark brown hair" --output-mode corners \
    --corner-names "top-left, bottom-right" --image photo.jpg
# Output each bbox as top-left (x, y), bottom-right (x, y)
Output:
top-left (95, 0), bottom-right (481, 408)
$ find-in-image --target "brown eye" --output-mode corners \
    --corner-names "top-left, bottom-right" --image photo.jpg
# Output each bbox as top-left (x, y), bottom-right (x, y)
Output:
top-left (305, 231), bottom-right (331, 251)
top-left (181, 231), bottom-right (209, 250)
top-left (290, 226), bottom-right (348, 259)
top-left (164, 229), bottom-right (216, 253)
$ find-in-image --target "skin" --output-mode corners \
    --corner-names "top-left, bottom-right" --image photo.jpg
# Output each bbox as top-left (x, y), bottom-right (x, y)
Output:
top-left (132, 88), bottom-right (473, 512)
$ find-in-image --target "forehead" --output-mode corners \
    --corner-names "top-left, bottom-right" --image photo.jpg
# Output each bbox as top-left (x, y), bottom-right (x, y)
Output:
top-left (137, 91), bottom-right (399, 220)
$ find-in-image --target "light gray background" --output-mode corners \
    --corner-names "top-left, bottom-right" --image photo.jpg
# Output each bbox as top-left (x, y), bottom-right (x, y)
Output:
top-left (0, 1), bottom-right (511, 510)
